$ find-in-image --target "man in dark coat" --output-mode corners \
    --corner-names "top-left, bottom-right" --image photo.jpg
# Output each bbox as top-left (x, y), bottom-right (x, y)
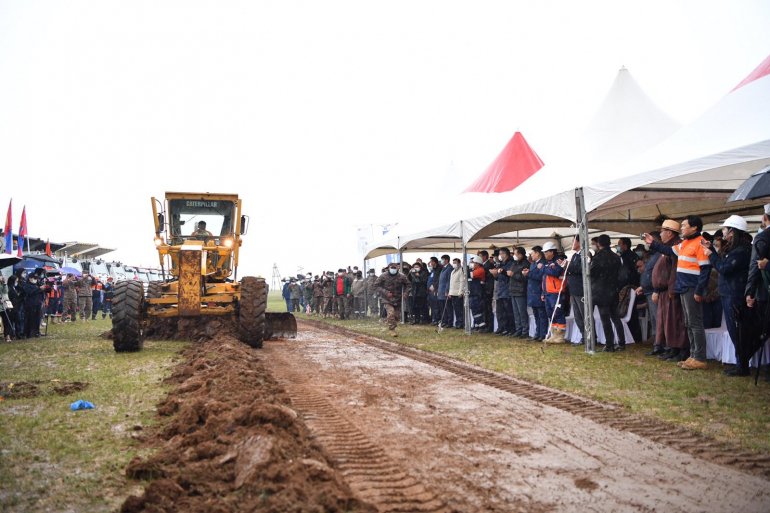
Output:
top-left (477, 250), bottom-right (495, 333)
top-left (591, 234), bottom-right (626, 351)
top-left (566, 236), bottom-right (586, 341)
top-left (22, 275), bottom-right (46, 338)
top-left (617, 237), bottom-right (642, 341)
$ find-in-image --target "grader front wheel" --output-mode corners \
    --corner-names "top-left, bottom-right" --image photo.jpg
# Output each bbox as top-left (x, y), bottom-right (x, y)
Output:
top-left (238, 276), bottom-right (268, 348)
top-left (112, 280), bottom-right (145, 352)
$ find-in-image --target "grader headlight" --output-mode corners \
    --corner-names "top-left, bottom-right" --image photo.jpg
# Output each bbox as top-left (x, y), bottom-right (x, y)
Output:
top-left (223, 238), bottom-right (234, 248)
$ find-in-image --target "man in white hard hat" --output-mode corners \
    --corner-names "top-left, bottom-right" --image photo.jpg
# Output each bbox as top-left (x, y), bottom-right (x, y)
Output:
top-left (542, 241), bottom-right (567, 343)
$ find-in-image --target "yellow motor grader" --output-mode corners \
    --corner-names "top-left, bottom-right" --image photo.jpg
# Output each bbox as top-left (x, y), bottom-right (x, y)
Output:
top-left (111, 192), bottom-right (296, 352)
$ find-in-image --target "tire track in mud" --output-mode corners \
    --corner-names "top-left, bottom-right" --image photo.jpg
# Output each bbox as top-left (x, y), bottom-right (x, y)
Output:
top-left (270, 360), bottom-right (451, 513)
top-left (301, 320), bottom-right (770, 481)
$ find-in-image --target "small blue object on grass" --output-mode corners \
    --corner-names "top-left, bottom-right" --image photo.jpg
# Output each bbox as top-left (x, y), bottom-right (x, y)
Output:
top-left (70, 400), bottom-right (95, 411)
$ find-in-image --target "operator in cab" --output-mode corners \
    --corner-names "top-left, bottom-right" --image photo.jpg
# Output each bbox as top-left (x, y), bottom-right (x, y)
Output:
top-left (191, 221), bottom-right (214, 241)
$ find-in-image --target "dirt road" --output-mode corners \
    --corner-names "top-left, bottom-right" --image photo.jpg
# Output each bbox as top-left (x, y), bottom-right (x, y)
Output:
top-left (263, 322), bottom-right (770, 513)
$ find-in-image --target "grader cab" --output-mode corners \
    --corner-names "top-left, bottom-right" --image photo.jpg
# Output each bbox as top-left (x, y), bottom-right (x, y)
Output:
top-left (110, 192), bottom-right (296, 352)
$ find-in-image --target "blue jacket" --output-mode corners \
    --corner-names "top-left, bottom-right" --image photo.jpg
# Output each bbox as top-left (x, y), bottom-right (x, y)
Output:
top-left (427, 265), bottom-right (442, 297)
top-left (437, 265), bottom-right (452, 300)
top-left (527, 258), bottom-right (546, 307)
top-left (282, 282), bottom-right (290, 300)
top-left (640, 252), bottom-right (662, 295)
top-left (709, 245), bottom-right (750, 298)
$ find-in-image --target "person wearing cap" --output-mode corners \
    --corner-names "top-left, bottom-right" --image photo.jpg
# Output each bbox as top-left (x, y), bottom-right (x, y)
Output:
top-left (281, 278), bottom-right (292, 312)
top-left (541, 241), bottom-right (567, 343)
top-left (364, 269), bottom-right (378, 317)
top-left (703, 215), bottom-right (752, 376)
top-left (646, 215), bottom-right (712, 370)
top-left (650, 220), bottom-right (688, 361)
top-left (591, 234), bottom-right (626, 351)
top-left (375, 262), bottom-right (410, 336)
top-left (321, 272), bottom-right (335, 317)
top-left (334, 269), bottom-right (352, 320)
top-left (76, 273), bottom-right (94, 321)
top-left (288, 278), bottom-right (302, 313)
top-left (524, 246), bottom-right (548, 341)
top-left (61, 273), bottom-right (78, 322)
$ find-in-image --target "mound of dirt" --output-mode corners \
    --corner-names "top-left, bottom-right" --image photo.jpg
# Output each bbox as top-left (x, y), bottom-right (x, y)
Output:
top-left (120, 335), bottom-right (375, 513)
top-left (0, 380), bottom-right (90, 399)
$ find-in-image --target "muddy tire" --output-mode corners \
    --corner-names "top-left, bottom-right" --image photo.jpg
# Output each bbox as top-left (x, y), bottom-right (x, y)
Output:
top-left (112, 280), bottom-right (145, 352)
top-left (238, 276), bottom-right (267, 349)
top-left (147, 281), bottom-right (163, 299)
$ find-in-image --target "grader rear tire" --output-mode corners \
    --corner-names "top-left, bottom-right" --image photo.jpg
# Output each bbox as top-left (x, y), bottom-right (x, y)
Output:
top-left (112, 280), bottom-right (145, 352)
top-left (147, 281), bottom-right (163, 299)
top-left (238, 276), bottom-right (267, 349)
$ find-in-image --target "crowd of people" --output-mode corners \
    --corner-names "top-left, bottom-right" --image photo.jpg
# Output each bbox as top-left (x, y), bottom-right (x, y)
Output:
top-left (0, 269), bottom-right (114, 341)
top-left (289, 208), bottom-right (770, 377)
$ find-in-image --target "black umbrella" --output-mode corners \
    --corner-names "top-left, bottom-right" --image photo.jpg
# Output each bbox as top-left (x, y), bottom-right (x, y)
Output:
top-left (728, 165), bottom-right (770, 202)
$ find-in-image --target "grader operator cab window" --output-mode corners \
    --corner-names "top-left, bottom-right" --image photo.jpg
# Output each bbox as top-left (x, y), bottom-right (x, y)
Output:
top-left (168, 199), bottom-right (235, 244)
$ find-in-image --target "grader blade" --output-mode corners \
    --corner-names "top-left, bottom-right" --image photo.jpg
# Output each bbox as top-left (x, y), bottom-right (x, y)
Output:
top-left (266, 312), bottom-right (298, 339)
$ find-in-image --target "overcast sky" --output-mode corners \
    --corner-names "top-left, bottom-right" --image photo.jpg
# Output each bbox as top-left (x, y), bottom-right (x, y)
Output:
top-left (2, 0), bottom-right (769, 280)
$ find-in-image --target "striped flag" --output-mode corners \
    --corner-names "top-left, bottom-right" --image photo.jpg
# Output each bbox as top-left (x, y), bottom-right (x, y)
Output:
top-left (17, 206), bottom-right (27, 258)
top-left (3, 199), bottom-right (11, 254)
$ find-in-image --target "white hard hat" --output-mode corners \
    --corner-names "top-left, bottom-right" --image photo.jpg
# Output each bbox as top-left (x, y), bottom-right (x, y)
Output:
top-left (722, 214), bottom-right (748, 232)
top-left (542, 241), bottom-right (558, 252)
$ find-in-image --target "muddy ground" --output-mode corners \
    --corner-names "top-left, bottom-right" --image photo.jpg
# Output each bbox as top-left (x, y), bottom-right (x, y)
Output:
top-left (126, 320), bottom-right (770, 512)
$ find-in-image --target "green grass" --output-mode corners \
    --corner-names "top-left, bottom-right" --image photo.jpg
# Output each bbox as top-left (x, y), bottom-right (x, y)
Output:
top-left (0, 319), bottom-right (187, 513)
top-left (267, 290), bottom-right (286, 313)
top-left (304, 314), bottom-right (770, 454)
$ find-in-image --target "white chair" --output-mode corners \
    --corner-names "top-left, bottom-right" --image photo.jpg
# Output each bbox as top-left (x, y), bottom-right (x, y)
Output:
top-left (570, 290), bottom-right (636, 345)
top-left (705, 314), bottom-right (727, 361)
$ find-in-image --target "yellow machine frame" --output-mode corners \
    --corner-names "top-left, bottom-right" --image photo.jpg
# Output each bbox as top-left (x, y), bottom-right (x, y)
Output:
top-left (148, 192), bottom-right (246, 318)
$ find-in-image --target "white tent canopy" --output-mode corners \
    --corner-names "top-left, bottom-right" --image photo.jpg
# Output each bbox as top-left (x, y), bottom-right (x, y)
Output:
top-left (462, 55), bottom-right (770, 242)
top-left (366, 66), bottom-right (683, 257)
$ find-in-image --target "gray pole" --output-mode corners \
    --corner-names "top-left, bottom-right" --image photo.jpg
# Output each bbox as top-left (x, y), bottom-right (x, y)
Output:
top-left (575, 187), bottom-right (595, 354)
top-left (398, 237), bottom-right (405, 323)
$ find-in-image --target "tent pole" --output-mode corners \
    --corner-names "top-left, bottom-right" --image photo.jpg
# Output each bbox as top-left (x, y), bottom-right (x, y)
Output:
top-left (461, 222), bottom-right (471, 335)
top-left (398, 237), bottom-right (405, 324)
top-left (576, 187), bottom-right (595, 354)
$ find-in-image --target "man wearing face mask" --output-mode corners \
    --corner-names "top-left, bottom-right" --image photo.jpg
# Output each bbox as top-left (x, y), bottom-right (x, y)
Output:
top-left (446, 258), bottom-right (467, 328)
top-left (426, 257), bottom-right (442, 325)
top-left (542, 242), bottom-right (567, 343)
top-left (566, 236), bottom-right (586, 342)
top-left (508, 247), bottom-right (529, 338)
top-left (477, 250), bottom-right (495, 333)
top-left (490, 248), bottom-right (514, 336)
top-left (408, 263), bottom-right (428, 324)
top-left (468, 259), bottom-right (487, 329)
top-left (437, 255), bottom-right (452, 328)
top-left (375, 262), bottom-right (410, 336)
top-left (525, 246), bottom-right (547, 341)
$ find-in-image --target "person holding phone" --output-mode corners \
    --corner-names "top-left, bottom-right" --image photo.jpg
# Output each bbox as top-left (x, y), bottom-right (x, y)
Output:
top-left (645, 216), bottom-right (711, 370)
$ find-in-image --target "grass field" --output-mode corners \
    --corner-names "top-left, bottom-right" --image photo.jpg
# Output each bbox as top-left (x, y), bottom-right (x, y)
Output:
top-left (0, 319), bottom-right (186, 513)
top-left (306, 314), bottom-right (770, 454)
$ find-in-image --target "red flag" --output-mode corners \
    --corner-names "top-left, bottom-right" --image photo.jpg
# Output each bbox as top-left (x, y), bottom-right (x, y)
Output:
top-left (3, 199), bottom-right (11, 254)
top-left (17, 206), bottom-right (27, 258)
top-left (45, 239), bottom-right (52, 257)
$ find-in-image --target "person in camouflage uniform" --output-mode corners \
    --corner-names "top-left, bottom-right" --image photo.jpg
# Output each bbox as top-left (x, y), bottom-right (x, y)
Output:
top-left (312, 277), bottom-right (324, 314)
top-left (375, 262), bottom-right (410, 336)
top-left (303, 279), bottom-right (314, 314)
top-left (322, 272), bottom-right (335, 317)
top-left (364, 269), bottom-right (378, 316)
top-left (77, 273), bottom-right (94, 321)
top-left (333, 269), bottom-right (352, 320)
top-left (62, 273), bottom-right (79, 322)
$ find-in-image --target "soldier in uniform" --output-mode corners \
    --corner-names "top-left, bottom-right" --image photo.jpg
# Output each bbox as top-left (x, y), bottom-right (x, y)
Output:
top-left (365, 269), bottom-right (378, 317)
top-left (62, 273), bottom-right (79, 322)
top-left (312, 276), bottom-right (324, 315)
top-left (322, 272), bottom-right (334, 317)
top-left (375, 262), bottom-right (410, 336)
top-left (334, 269), bottom-right (352, 319)
top-left (77, 273), bottom-right (94, 321)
